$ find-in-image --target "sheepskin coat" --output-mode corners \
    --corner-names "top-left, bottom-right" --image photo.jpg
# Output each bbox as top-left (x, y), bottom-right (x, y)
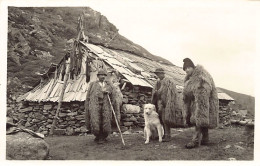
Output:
top-left (183, 65), bottom-right (219, 128)
top-left (151, 77), bottom-right (184, 127)
top-left (85, 80), bottom-right (113, 136)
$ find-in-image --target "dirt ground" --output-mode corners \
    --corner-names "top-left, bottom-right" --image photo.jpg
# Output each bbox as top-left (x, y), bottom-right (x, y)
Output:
top-left (45, 125), bottom-right (254, 160)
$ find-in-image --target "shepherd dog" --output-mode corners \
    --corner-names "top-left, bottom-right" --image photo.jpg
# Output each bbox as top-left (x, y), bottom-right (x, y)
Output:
top-left (143, 103), bottom-right (164, 144)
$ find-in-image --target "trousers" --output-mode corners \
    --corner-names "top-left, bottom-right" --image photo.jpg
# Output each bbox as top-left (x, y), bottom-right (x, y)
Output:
top-left (192, 126), bottom-right (209, 143)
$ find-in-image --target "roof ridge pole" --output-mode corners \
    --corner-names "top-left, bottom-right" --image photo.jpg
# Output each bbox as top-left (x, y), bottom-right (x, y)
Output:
top-left (49, 14), bottom-right (84, 136)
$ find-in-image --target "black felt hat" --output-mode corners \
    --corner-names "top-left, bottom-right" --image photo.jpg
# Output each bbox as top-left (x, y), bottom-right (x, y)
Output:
top-left (97, 69), bottom-right (107, 76)
top-left (154, 68), bottom-right (165, 74)
top-left (183, 58), bottom-right (195, 71)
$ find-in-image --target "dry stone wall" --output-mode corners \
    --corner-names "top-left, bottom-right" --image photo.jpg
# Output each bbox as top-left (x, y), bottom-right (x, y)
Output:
top-left (8, 87), bottom-right (241, 136)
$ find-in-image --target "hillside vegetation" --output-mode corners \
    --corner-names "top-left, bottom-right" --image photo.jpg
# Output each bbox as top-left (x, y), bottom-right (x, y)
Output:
top-left (218, 88), bottom-right (255, 116)
top-left (7, 7), bottom-right (172, 96)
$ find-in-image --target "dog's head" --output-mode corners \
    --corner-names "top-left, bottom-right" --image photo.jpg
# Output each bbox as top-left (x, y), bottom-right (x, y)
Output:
top-left (143, 104), bottom-right (156, 115)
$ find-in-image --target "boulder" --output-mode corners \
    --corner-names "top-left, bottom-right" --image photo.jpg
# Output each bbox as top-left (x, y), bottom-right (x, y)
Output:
top-left (122, 104), bottom-right (140, 114)
top-left (123, 122), bottom-right (133, 127)
top-left (6, 132), bottom-right (49, 160)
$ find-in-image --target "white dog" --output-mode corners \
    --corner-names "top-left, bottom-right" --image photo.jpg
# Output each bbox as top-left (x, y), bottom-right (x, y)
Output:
top-left (143, 103), bottom-right (164, 144)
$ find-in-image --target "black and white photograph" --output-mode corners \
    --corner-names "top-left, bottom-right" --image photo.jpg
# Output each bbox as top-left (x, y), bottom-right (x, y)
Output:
top-left (1, 0), bottom-right (259, 163)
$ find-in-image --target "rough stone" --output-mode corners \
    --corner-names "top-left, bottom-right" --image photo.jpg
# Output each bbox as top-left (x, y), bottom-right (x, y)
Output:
top-left (75, 115), bottom-right (85, 120)
top-left (59, 113), bottom-right (67, 118)
top-left (43, 105), bottom-right (52, 110)
top-left (129, 116), bottom-right (137, 122)
top-left (122, 104), bottom-right (140, 114)
top-left (65, 127), bottom-right (74, 136)
top-left (6, 132), bottom-right (49, 160)
top-left (123, 122), bottom-right (133, 127)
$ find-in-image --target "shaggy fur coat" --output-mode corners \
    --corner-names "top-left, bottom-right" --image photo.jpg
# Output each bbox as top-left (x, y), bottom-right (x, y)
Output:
top-left (183, 65), bottom-right (219, 128)
top-left (85, 81), bottom-right (113, 136)
top-left (151, 77), bottom-right (184, 127)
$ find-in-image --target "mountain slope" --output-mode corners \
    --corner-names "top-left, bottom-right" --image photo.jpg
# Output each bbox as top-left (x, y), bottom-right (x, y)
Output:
top-left (7, 7), bottom-right (172, 95)
top-left (218, 87), bottom-right (255, 115)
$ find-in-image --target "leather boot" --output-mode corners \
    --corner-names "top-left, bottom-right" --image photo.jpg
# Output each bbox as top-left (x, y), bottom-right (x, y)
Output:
top-left (201, 127), bottom-right (209, 145)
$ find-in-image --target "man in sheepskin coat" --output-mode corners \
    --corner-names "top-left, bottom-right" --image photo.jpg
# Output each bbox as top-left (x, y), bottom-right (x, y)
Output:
top-left (85, 70), bottom-right (115, 144)
top-left (151, 68), bottom-right (183, 142)
top-left (182, 58), bottom-right (219, 148)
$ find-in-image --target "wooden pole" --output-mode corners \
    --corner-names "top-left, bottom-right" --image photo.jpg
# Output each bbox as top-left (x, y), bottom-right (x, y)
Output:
top-left (49, 14), bottom-right (84, 136)
top-left (49, 58), bottom-right (71, 136)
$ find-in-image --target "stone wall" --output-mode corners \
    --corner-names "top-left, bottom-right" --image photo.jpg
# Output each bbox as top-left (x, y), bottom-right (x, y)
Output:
top-left (8, 88), bottom-right (238, 136)
top-left (7, 85), bottom-right (152, 136)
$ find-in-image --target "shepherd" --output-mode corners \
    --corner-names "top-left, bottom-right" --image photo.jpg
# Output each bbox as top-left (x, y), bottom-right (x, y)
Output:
top-left (151, 68), bottom-right (183, 142)
top-left (182, 58), bottom-right (219, 149)
top-left (85, 69), bottom-right (122, 144)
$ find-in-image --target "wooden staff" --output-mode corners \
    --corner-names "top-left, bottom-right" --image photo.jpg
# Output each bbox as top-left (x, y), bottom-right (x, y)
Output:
top-left (107, 94), bottom-right (125, 146)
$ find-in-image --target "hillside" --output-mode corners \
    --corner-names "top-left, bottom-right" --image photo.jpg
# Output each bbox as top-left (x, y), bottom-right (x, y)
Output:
top-left (7, 7), bottom-right (172, 96)
top-left (218, 87), bottom-right (255, 116)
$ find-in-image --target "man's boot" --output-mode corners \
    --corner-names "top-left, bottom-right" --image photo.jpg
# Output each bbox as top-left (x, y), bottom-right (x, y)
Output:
top-left (185, 126), bottom-right (201, 149)
top-left (162, 124), bottom-right (171, 142)
top-left (201, 127), bottom-right (209, 145)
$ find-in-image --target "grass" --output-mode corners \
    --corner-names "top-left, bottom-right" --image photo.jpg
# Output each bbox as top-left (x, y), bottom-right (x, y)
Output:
top-left (45, 125), bottom-right (254, 160)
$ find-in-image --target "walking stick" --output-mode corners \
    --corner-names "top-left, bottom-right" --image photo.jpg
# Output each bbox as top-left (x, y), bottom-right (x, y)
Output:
top-left (107, 94), bottom-right (125, 146)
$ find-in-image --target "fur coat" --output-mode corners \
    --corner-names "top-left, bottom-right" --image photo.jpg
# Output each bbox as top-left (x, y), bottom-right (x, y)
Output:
top-left (85, 80), bottom-right (113, 136)
top-left (151, 77), bottom-right (184, 127)
top-left (183, 65), bottom-right (219, 128)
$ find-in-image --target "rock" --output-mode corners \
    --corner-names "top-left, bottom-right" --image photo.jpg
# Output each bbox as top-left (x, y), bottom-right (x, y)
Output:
top-left (123, 122), bottom-right (133, 127)
top-left (25, 121), bottom-right (31, 127)
top-left (80, 120), bottom-right (85, 124)
top-left (123, 130), bottom-right (132, 135)
top-left (224, 145), bottom-right (231, 149)
top-left (75, 115), bottom-right (85, 120)
top-left (59, 113), bottom-right (67, 118)
top-left (135, 131), bottom-right (144, 134)
top-left (129, 116), bottom-right (137, 122)
top-left (239, 121), bottom-right (247, 125)
top-left (41, 131), bottom-right (48, 135)
top-left (74, 128), bottom-right (81, 133)
top-left (67, 112), bottom-right (78, 116)
top-left (137, 117), bottom-right (144, 123)
top-left (122, 97), bottom-right (129, 104)
top-left (234, 145), bottom-right (245, 151)
top-left (120, 126), bottom-right (128, 132)
top-left (231, 111), bottom-right (237, 116)
top-left (65, 127), bottom-right (74, 136)
top-left (6, 132), bottom-right (49, 160)
top-left (167, 145), bottom-right (178, 149)
top-left (43, 105), bottom-right (52, 110)
top-left (46, 124), bottom-right (52, 128)
top-left (122, 104), bottom-right (140, 114)
top-left (245, 119), bottom-right (253, 123)
top-left (80, 126), bottom-right (87, 133)
top-left (230, 119), bottom-right (237, 124)
top-left (20, 107), bottom-right (33, 113)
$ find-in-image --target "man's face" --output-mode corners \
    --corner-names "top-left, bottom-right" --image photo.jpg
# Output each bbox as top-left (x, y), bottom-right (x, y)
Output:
top-left (156, 73), bottom-right (165, 80)
top-left (185, 67), bottom-right (194, 76)
top-left (97, 74), bottom-right (106, 82)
